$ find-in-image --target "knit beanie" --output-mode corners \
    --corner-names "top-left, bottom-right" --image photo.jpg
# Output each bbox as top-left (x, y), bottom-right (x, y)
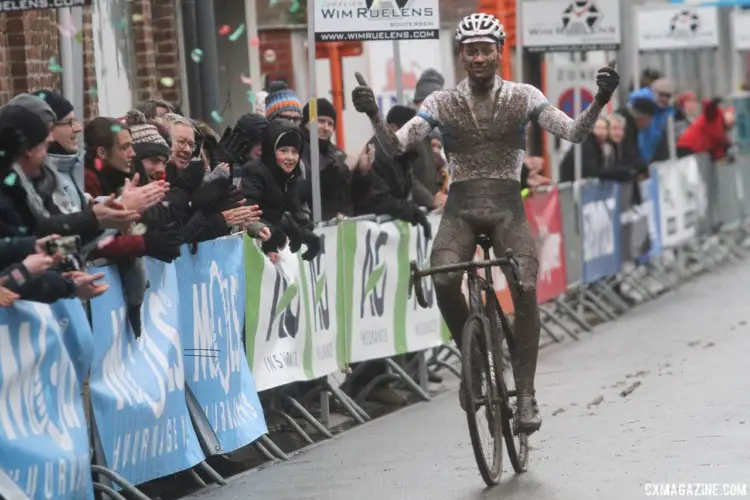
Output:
top-left (6, 93), bottom-right (56, 128)
top-left (275, 128), bottom-right (304, 153)
top-left (386, 105), bottom-right (417, 128)
top-left (302, 98), bottom-right (337, 126)
top-left (265, 81), bottom-right (303, 121)
top-left (32, 89), bottom-right (74, 121)
top-left (414, 69), bottom-right (445, 104)
top-left (0, 105), bottom-right (50, 158)
top-left (631, 97), bottom-right (658, 116)
top-left (125, 109), bottom-right (171, 160)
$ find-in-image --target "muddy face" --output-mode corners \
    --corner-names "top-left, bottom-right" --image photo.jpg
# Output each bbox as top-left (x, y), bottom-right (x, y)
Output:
top-left (460, 42), bottom-right (499, 83)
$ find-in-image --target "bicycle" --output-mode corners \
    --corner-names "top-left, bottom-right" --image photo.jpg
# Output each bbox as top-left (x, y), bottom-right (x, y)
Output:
top-left (409, 234), bottom-right (529, 486)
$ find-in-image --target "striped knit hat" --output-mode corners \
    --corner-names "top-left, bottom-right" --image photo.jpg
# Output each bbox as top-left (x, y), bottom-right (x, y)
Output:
top-left (125, 109), bottom-right (171, 160)
top-left (264, 81), bottom-right (303, 121)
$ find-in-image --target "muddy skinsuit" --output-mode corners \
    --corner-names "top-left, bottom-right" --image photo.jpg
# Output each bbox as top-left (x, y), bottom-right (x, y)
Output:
top-left (370, 74), bottom-right (603, 431)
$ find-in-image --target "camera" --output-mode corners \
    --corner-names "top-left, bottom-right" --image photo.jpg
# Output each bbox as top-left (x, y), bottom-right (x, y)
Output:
top-left (44, 235), bottom-right (81, 257)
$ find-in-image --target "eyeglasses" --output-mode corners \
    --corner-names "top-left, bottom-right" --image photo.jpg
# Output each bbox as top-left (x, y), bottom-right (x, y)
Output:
top-left (174, 138), bottom-right (196, 150)
top-left (55, 118), bottom-right (79, 128)
top-left (279, 114), bottom-right (302, 124)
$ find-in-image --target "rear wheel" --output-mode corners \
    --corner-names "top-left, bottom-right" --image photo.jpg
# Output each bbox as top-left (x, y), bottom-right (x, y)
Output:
top-left (461, 313), bottom-right (503, 486)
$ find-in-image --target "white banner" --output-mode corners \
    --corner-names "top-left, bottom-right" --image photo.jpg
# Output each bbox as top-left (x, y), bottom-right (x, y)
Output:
top-left (678, 155), bottom-right (709, 235)
top-left (521, 0), bottom-right (621, 52)
top-left (349, 220), bottom-right (403, 363)
top-left (654, 159), bottom-right (696, 248)
top-left (299, 225), bottom-right (342, 379)
top-left (635, 6), bottom-right (719, 51)
top-left (314, 0), bottom-right (440, 42)
top-left (405, 215), bottom-right (443, 353)
top-left (731, 10), bottom-right (750, 51)
top-left (248, 245), bottom-right (308, 391)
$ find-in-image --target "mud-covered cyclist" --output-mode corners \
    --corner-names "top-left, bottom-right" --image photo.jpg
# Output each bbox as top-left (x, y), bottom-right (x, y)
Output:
top-left (351, 13), bottom-right (619, 434)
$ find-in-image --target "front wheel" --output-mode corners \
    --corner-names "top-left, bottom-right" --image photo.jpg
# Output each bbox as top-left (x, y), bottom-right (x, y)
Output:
top-left (461, 313), bottom-right (504, 486)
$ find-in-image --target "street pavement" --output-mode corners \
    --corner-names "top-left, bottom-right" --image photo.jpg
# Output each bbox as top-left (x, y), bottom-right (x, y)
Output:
top-left (193, 260), bottom-right (750, 500)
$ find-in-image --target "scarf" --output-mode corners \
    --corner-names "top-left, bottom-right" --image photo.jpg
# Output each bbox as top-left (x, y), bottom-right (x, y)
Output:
top-left (11, 163), bottom-right (79, 219)
top-left (46, 151), bottom-right (86, 212)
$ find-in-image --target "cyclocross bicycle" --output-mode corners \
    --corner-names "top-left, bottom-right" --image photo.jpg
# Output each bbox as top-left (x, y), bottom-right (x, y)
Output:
top-left (409, 234), bottom-right (529, 486)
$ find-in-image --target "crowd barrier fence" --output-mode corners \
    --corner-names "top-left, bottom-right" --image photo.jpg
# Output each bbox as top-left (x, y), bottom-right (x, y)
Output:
top-left (2, 153), bottom-right (750, 499)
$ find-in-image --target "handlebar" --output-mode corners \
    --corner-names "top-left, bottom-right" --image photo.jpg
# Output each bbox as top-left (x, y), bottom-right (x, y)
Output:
top-left (408, 249), bottom-right (523, 309)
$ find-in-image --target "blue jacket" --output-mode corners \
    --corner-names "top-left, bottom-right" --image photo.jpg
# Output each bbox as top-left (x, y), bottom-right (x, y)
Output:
top-left (628, 87), bottom-right (675, 164)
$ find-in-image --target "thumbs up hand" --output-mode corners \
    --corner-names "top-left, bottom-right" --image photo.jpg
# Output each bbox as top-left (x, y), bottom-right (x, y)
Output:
top-left (594, 60), bottom-right (620, 106)
top-left (352, 72), bottom-right (380, 118)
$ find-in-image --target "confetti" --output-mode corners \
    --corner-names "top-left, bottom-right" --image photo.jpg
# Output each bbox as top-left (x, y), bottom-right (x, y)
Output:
top-left (160, 76), bottom-right (175, 88)
top-left (132, 13), bottom-right (144, 22)
top-left (18, 226), bottom-right (27, 235)
top-left (111, 124), bottom-right (122, 133)
top-left (218, 25), bottom-right (231, 36)
top-left (240, 74), bottom-right (253, 85)
top-left (269, 0), bottom-right (279, 6)
top-left (74, 30), bottom-right (84, 44)
top-left (249, 37), bottom-right (260, 47)
top-left (247, 91), bottom-right (256, 106)
top-left (3, 173), bottom-right (17, 186)
top-left (191, 48), bottom-right (204, 63)
top-left (94, 158), bottom-right (104, 171)
top-left (38, 92), bottom-right (47, 100)
top-left (116, 18), bottom-right (128, 29)
top-left (0, 151), bottom-right (5, 157)
top-left (229, 24), bottom-right (245, 42)
top-left (289, 0), bottom-right (300, 13)
top-left (264, 49), bottom-right (276, 63)
top-left (48, 56), bottom-right (63, 73)
top-left (87, 87), bottom-right (98, 98)
top-left (210, 111), bottom-right (223, 124)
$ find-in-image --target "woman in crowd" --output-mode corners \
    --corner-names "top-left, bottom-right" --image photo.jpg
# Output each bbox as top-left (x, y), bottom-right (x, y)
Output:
top-left (558, 116), bottom-right (611, 183)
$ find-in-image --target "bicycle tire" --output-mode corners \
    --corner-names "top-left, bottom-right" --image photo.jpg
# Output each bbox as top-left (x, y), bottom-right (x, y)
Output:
top-left (461, 313), bottom-right (503, 486)
top-left (487, 299), bottom-right (529, 473)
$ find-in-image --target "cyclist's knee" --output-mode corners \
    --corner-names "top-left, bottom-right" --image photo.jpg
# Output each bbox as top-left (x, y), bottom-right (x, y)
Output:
top-left (433, 270), bottom-right (463, 291)
top-left (430, 249), bottom-right (465, 291)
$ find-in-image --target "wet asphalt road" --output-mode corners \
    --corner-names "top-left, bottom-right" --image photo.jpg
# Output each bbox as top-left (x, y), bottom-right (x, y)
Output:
top-left (193, 261), bottom-right (750, 500)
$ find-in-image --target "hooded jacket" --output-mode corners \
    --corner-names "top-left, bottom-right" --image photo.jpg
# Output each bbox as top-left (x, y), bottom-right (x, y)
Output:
top-left (240, 120), bottom-right (306, 226)
top-left (628, 87), bottom-right (674, 164)
top-left (677, 99), bottom-right (730, 161)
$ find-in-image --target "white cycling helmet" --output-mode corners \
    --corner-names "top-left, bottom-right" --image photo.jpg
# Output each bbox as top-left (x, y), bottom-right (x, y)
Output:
top-left (455, 13), bottom-right (506, 45)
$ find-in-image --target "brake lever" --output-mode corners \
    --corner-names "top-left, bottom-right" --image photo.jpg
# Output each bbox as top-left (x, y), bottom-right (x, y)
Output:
top-left (504, 248), bottom-right (523, 288)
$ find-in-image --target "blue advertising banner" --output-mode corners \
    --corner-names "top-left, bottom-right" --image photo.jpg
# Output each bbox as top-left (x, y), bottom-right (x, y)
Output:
top-left (580, 180), bottom-right (622, 283)
top-left (88, 262), bottom-right (204, 486)
top-left (639, 178), bottom-right (663, 263)
top-left (0, 300), bottom-right (94, 500)
top-left (175, 237), bottom-right (267, 454)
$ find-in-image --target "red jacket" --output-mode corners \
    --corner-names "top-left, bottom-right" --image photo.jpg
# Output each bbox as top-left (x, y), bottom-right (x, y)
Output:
top-left (84, 168), bottom-right (146, 259)
top-left (677, 101), bottom-right (730, 161)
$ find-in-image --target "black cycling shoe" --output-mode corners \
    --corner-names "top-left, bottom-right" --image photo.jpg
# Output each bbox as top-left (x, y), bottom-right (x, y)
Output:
top-left (513, 394), bottom-right (542, 435)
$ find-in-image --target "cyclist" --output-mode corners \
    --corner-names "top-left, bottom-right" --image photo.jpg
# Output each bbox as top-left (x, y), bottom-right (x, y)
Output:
top-left (351, 13), bottom-right (619, 434)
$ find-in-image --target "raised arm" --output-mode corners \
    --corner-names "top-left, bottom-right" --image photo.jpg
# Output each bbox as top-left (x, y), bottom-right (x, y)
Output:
top-left (528, 61), bottom-right (620, 144)
top-left (352, 72), bottom-right (435, 156)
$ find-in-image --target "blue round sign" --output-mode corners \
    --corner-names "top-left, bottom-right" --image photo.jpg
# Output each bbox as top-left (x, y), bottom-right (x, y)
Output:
top-left (558, 88), bottom-right (594, 118)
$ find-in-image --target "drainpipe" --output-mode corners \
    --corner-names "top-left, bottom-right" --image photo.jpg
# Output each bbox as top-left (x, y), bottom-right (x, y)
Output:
top-left (194, 0), bottom-right (222, 129)
top-left (181, 0), bottom-right (203, 119)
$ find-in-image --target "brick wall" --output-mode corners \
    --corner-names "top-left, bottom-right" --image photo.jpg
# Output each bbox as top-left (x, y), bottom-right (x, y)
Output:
top-left (151, 0), bottom-right (182, 105)
top-left (0, 10), bottom-right (61, 105)
top-left (82, 8), bottom-right (97, 119)
top-left (258, 29), bottom-right (295, 90)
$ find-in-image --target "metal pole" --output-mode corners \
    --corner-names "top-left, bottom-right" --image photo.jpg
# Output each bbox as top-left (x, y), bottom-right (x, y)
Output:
top-left (573, 51), bottom-right (583, 204)
top-left (195, 0), bottom-right (222, 128)
top-left (308, 0), bottom-right (322, 223)
top-left (393, 40), bottom-right (404, 105)
top-left (632, 5), bottom-right (640, 91)
top-left (181, 0), bottom-right (203, 119)
top-left (515, 0), bottom-right (523, 83)
top-left (244, 0), bottom-right (263, 95)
